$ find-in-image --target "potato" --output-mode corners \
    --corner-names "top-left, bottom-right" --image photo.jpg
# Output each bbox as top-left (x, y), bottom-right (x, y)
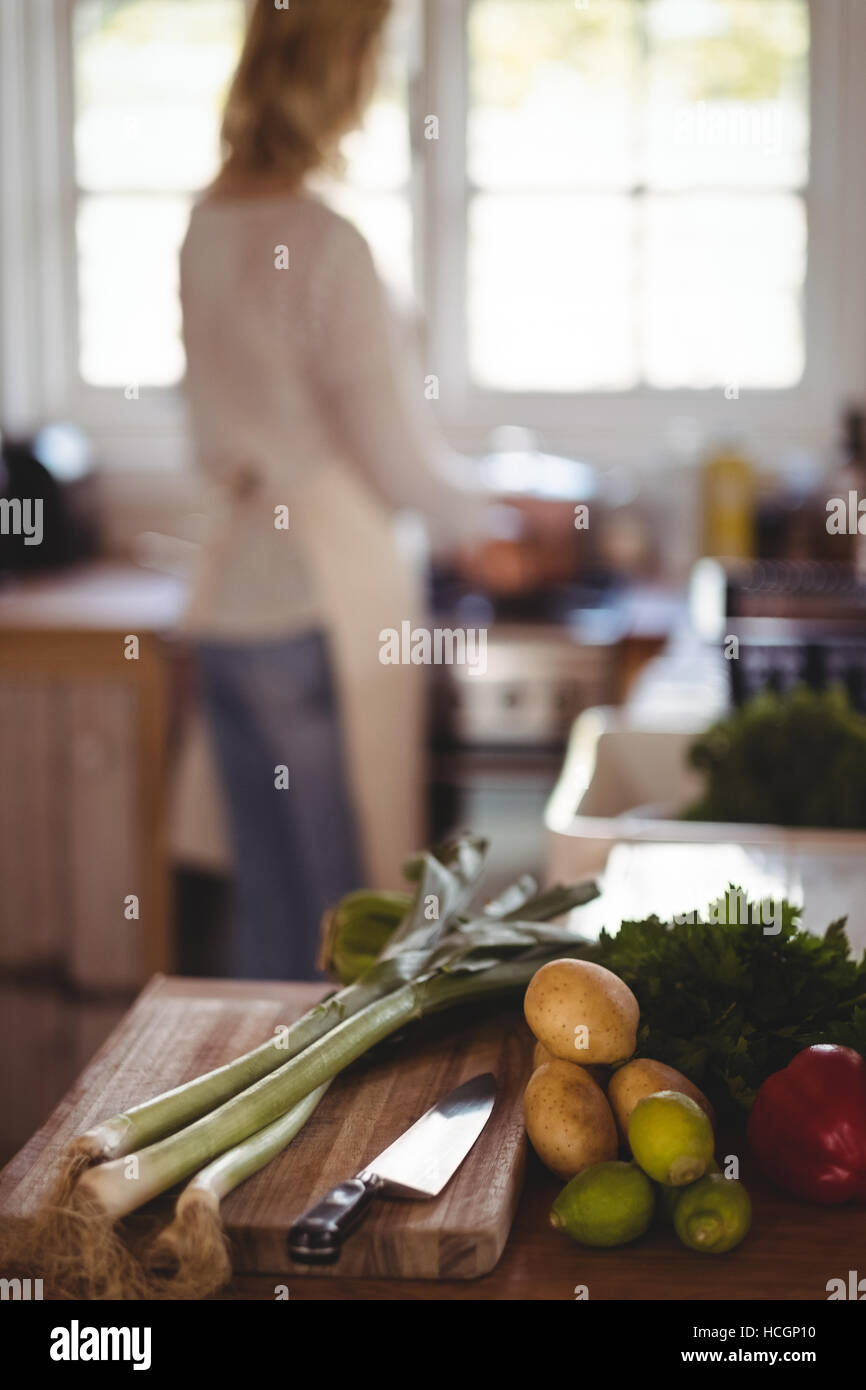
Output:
top-left (524, 1061), bottom-right (618, 1180)
top-left (524, 958), bottom-right (639, 1065)
top-left (532, 1038), bottom-right (555, 1070)
top-left (531, 1037), bottom-right (609, 1089)
top-left (608, 1059), bottom-right (715, 1142)
top-left (533, 1037), bottom-right (610, 1087)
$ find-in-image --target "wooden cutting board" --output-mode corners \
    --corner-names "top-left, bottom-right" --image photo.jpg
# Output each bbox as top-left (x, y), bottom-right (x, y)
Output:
top-left (0, 975), bottom-right (533, 1281)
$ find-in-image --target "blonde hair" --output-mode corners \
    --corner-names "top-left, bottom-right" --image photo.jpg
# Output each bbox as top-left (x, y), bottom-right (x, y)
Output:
top-left (219, 0), bottom-right (392, 186)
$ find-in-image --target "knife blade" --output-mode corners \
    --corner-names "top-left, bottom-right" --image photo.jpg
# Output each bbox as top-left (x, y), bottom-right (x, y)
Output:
top-left (288, 1072), bottom-right (497, 1264)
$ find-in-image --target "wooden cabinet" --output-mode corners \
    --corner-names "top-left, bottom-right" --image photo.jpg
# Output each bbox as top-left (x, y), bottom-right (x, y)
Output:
top-left (0, 565), bottom-right (183, 990)
top-left (0, 982), bottom-right (126, 1166)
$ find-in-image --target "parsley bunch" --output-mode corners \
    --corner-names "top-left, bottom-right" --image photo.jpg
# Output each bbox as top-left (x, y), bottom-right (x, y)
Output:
top-left (589, 892), bottom-right (866, 1117)
top-left (683, 686), bottom-right (866, 830)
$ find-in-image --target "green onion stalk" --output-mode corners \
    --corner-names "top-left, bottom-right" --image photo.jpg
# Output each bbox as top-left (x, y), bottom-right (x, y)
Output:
top-left (72, 837), bottom-right (587, 1170)
top-left (73, 962), bottom-right (411, 1165)
top-left (72, 836), bottom-right (490, 1166)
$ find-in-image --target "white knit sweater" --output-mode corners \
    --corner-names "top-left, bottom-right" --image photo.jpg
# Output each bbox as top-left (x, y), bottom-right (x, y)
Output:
top-left (179, 191), bottom-right (486, 639)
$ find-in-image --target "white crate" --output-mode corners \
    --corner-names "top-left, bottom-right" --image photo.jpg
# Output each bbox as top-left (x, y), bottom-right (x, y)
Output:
top-left (544, 707), bottom-right (866, 951)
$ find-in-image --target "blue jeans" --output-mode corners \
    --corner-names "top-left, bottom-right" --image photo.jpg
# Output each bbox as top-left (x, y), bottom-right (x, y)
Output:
top-left (195, 630), bottom-right (364, 980)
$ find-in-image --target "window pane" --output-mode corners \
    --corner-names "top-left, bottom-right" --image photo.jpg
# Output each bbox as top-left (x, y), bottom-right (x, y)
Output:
top-left (73, 1), bottom-right (414, 386)
top-left (74, 0), bottom-right (244, 193)
top-left (469, 0), bottom-right (640, 190)
top-left (645, 0), bottom-right (810, 188)
top-left (466, 0), bottom-right (809, 392)
top-left (642, 193), bottom-right (806, 387)
top-left (468, 195), bottom-right (637, 391)
top-left (78, 195), bottom-right (189, 386)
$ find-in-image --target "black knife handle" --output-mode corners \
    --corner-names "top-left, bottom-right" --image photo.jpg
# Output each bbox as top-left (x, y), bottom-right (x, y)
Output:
top-left (288, 1175), bottom-right (384, 1264)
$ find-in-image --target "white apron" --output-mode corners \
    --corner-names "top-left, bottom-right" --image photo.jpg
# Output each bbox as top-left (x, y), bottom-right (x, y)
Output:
top-left (170, 459), bottom-right (427, 892)
top-left (291, 458), bottom-right (428, 888)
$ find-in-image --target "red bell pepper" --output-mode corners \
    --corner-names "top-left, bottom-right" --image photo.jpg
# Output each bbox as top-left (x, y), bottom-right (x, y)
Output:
top-left (747, 1044), bottom-right (866, 1204)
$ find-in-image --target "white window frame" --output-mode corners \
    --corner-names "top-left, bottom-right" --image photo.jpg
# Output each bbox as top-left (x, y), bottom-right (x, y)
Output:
top-left (421, 0), bottom-right (866, 467)
top-left (1, 0), bottom-right (198, 470)
top-left (2, 0), bottom-right (865, 476)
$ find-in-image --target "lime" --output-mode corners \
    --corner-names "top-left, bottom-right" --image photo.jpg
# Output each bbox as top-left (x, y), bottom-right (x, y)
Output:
top-left (655, 1181), bottom-right (682, 1225)
top-left (628, 1090), bottom-right (714, 1186)
top-left (674, 1174), bottom-right (751, 1254)
top-left (550, 1161), bottom-right (654, 1247)
top-left (655, 1158), bottom-right (720, 1225)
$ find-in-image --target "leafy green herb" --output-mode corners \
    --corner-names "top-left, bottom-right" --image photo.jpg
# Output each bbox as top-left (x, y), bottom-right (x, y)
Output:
top-left (682, 685), bottom-right (866, 829)
top-left (587, 889), bottom-right (866, 1117)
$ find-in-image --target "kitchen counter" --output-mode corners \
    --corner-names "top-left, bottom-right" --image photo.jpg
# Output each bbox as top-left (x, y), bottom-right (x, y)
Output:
top-left (0, 559), bottom-right (187, 631)
top-left (0, 561), bottom-right (184, 995)
top-left (231, 1156), bottom-right (859, 1302)
top-left (1, 976), bottom-right (859, 1303)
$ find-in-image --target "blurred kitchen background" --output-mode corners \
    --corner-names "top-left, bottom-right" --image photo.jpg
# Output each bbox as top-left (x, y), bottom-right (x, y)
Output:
top-left (2, 0), bottom-right (866, 1161)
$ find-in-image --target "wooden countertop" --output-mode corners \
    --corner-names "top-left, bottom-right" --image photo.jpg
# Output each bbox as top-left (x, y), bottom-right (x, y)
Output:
top-left (0, 561), bottom-right (187, 632)
top-left (1, 975), bottom-right (860, 1302)
top-left (251, 1161), bottom-right (859, 1303)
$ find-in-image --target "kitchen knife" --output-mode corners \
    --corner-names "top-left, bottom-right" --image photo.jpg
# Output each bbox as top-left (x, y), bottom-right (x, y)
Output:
top-left (288, 1072), bottom-right (496, 1264)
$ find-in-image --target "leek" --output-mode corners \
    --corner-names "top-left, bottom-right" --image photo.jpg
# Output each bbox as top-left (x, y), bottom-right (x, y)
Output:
top-left (3, 835), bottom-right (600, 1300)
top-left (81, 989), bottom-right (419, 1219)
top-left (148, 875), bottom-right (601, 1295)
top-left (77, 838), bottom-right (593, 1165)
top-left (318, 891), bottom-right (413, 982)
top-left (180, 1084), bottom-right (330, 1210)
top-left (75, 835), bottom-right (489, 1162)
top-left (81, 935), bottom-right (595, 1222)
top-left (148, 1084), bottom-right (330, 1296)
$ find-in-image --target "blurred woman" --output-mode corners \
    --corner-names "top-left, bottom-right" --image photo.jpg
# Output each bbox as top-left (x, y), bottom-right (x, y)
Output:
top-left (179, 0), bottom-right (491, 979)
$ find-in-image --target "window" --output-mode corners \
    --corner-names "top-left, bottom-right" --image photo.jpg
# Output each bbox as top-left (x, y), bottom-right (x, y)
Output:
top-left (465, 0), bottom-right (809, 393)
top-left (1, 0), bottom-right (864, 467)
top-left (73, 0), bottom-right (244, 388)
top-left (70, 0), bottom-right (413, 390)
